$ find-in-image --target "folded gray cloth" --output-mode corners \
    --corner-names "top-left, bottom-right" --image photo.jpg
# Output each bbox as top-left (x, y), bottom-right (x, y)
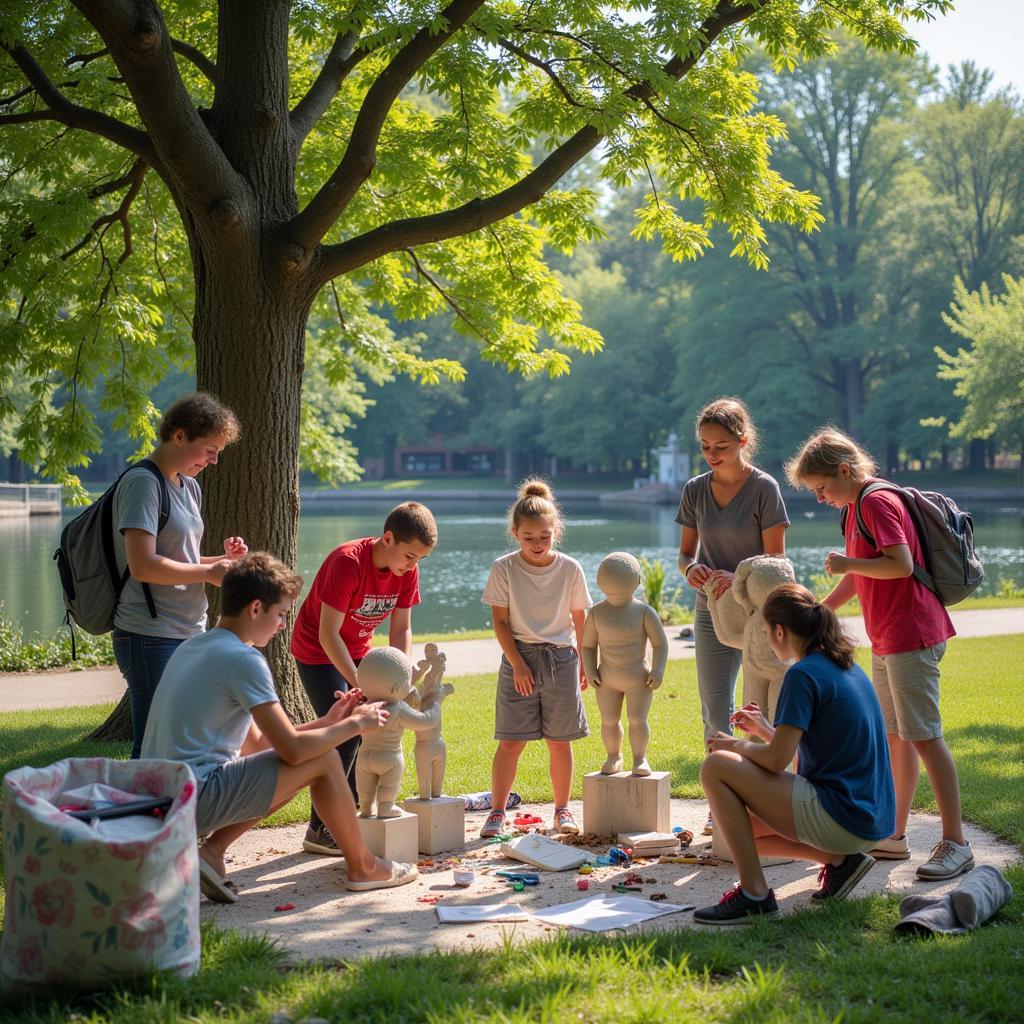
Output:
top-left (896, 865), bottom-right (1013, 936)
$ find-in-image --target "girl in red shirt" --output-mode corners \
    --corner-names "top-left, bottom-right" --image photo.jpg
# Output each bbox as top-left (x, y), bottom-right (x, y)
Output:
top-left (786, 428), bottom-right (972, 882)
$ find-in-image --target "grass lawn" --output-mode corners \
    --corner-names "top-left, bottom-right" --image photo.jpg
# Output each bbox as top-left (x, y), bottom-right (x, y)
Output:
top-left (1, 635), bottom-right (1021, 1022)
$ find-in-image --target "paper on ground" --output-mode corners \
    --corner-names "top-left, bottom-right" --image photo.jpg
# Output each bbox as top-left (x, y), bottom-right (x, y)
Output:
top-left (529, 894), bottom-right (695, 932)
top-left (436, 903), bottom-right (532, 923)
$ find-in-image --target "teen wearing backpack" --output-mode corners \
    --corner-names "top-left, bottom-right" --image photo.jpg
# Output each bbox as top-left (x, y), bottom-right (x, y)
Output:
top-left (113, 394), bottom-right (247, 758)
top-left (786, 428), bottom-right (973, 881)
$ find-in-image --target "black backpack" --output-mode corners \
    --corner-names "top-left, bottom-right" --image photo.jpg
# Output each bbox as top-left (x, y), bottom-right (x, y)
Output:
top-left (840, 481), bottom-right (984, 606)
top-left (53, 460), bottom-right (170, 635)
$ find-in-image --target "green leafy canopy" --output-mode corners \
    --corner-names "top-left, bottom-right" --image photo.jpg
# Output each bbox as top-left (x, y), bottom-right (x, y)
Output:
top-left (0, 1), bottom-right (954, 490)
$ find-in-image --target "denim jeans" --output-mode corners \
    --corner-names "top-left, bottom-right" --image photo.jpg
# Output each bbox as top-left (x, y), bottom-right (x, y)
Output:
top-left (693, 607), bottom-right (742, 741)
top-left (112, 629), bottom-right (186, 759)
top-left (295, 659), bottom-right (361, 828)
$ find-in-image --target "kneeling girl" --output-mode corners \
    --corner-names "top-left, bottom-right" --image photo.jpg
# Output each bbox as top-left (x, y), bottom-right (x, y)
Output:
top-left (694, 583), bottom-right (895, 925)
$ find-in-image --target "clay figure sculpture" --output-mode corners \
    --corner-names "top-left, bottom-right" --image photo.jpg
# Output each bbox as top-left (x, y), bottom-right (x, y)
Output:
top-left (582, 551), bottom-right (669, 776)
top-left (353, 646), bottom-right (443, 818)
top-left (408, 642), bottom-right (455, 799)
top-left (703, 554), bottom-right (796, 723)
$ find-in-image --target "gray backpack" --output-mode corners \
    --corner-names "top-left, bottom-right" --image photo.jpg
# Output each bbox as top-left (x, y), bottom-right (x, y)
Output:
top-left (840, 481), bottom-right (984, 606)
top-left (53, 460), bottom-right (170, 635)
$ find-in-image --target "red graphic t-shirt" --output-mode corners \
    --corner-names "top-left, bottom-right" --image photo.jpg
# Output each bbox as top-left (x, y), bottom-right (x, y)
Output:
top-left (290, 537), bottom-right (420, 663)
top-left (845, 486), bottom-right (955, 656)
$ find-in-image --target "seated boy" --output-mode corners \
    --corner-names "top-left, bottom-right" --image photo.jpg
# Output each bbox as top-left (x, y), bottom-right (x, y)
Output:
top-left (141, 552), bottom-right (418, 902)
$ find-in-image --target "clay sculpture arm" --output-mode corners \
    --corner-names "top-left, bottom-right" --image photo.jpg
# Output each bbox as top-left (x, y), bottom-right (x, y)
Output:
top-left (643, 606), bottom-right (669, 689)
top-left (581, 607), bottom-right (601, 687)
top-left (396, 698), bottom-right (443, 732)
top-left (704, 577), bottom-right (746, 650)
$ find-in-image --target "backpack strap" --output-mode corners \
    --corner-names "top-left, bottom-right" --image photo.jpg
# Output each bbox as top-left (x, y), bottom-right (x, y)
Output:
top-left (116, 460), bottom-right (172, 620)
top-left (852, 480), bottom-right (940, 598)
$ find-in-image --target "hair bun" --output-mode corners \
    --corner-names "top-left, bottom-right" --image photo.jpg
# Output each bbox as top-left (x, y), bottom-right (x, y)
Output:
top-left (518, 478), bottom-right (553, 501)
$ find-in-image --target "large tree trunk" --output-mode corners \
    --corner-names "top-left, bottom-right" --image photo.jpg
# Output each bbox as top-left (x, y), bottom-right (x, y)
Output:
top-left (195, 254), bottom-right (315, 723)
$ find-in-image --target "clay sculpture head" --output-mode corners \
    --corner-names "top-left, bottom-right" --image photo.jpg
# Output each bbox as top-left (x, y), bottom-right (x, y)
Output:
top-left (596, 551), bottom-right (642, 607)
top-left (357, 646), bottom-right (413, 704)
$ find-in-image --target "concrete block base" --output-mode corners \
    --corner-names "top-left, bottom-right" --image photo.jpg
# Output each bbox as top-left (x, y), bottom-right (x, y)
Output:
top-left (401, 796), bottom-right (466, 854)
top-left (582, 770), bottom-right (670, 835)
top-left (357, 809), bottom-right (419, 863)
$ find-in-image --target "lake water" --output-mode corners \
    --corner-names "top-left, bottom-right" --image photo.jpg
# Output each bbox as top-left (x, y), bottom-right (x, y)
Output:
top-left (3, 498), bottom-right (1023, 638)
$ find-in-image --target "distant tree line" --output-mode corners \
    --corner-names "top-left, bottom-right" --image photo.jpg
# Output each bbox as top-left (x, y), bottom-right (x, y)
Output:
top-left (4, 40), bottom-right (1022, 486)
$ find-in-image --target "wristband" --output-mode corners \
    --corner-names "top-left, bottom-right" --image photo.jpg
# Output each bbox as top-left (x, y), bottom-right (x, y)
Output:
top-left (683, 563), bottom-right (699, 581)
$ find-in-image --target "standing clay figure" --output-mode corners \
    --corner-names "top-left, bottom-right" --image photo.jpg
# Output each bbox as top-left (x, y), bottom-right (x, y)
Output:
top-left (353, 647), bottom-right (442, 818)
top-left (582, 551), bottom-right (669, 776)
top-left (703, 554), bottom-right (796, 723)
top-left (408, 643), bottom-right (455, 799)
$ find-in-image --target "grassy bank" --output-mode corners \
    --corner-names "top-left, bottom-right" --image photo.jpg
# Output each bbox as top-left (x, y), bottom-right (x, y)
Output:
top-left (1, 633), bottom-right (1021, 1023)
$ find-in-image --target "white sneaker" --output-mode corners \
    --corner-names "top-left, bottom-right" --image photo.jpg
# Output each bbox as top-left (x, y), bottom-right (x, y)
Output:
top-left (915, 839), bottom-right (974, 881)
top-left (870, 834), bottom-right (910, 860)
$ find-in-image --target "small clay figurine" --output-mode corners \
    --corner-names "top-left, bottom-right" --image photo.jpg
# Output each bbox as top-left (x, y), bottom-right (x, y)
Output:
top-left (408, 642), bottom-right (455, 799)
top-left (353, 647), bottom-right (443, 818)
top-left (582, 551), bottom-right (669, 776)
top-left (703, 554), bottom-right (796, 723)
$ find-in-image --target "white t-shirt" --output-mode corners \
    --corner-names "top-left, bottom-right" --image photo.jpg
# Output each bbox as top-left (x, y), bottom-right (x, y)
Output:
top-left (482, 551), bottom-right (592, 646)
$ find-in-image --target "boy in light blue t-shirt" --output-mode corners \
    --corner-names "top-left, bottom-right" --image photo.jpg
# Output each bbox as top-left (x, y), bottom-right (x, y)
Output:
top-left (141, 553), bottom-right (418, 902)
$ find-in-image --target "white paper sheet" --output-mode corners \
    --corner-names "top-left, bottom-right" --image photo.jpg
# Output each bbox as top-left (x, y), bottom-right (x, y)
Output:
top-left (436, 903), bottom-right (533, 924)
top-left (529, 894), bottom-right (695, 932)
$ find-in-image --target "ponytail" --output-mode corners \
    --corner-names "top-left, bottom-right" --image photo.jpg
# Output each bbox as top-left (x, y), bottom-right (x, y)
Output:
top-left (763, 583), bottom-right (855, 670)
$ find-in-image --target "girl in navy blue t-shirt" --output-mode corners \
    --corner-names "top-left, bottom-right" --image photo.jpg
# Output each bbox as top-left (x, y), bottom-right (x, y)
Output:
top-left (693, 583), bottom-right (895, 925)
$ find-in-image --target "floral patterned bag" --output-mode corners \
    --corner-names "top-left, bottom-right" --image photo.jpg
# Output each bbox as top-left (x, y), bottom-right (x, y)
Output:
top-left (2, 757), bottom-right (200, 990)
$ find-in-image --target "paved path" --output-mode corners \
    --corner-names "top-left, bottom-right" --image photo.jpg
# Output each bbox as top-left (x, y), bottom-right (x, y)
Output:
top-left (1, 608), bottom-right (1020, 713)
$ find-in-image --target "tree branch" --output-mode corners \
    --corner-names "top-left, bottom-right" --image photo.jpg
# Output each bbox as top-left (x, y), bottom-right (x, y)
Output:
top-left (61, 157), bottom-right (148, 264)
top-left (316, 1), bottom-right (758, 282)
top-left (170, 37), bottom-right (217, 85)
top-left (495, 37), bottom-right (595, 111)
top-left (70, 0), bottom-right (241, 212)
top-left (290, 0), bottom-right (488, 250)
top-left (2, 42), bottom-right (154, 159)
top-left (290, 30), bottom-right (364, 142)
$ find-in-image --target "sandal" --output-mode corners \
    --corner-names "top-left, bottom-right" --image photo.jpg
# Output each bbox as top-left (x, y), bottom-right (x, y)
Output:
top-left (199, 858), bottom-right (239, 904)
top-left (345, 859), bottom-right (419, 892)
top-left (479, 810), bottom-right (507, 838)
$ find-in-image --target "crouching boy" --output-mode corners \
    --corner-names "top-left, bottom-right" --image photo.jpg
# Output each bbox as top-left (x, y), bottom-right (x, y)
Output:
top-left (141, 552), bottom-right (418, 902)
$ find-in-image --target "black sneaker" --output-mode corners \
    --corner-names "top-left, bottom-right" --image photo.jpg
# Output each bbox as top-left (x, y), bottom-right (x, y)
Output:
top-left (302, 823), bottom-right (344, 856)
top-left (693, 884), bottom-right (781, 925)
top-left (811, 852), bottom-right (874, 902)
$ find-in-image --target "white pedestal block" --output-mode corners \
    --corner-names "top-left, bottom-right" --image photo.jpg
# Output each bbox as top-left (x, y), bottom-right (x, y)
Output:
top-left (582, 770), bottom-right (670, 835)
top-left (401, 796), bottom-right (466, 854)
top-left (357, 809), bottom-right (419, 863)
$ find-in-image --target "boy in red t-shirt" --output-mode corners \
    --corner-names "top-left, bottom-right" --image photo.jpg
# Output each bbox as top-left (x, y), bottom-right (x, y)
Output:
top-left (290, 502), bottom-right (437, 854)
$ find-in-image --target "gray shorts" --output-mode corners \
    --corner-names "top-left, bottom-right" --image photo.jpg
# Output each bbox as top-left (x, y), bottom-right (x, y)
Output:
top-left (495, 642), bottom-right (589, 742)
top-left (196, 750), bottom-right (279, 836)
top-left (871, 642), bottom-right (946, 742)
top-left (791, 774), bottom-right (875, 856)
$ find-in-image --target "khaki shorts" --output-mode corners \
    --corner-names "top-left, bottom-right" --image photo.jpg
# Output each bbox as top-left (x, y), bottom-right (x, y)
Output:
top-left (196, 750), bottom-right (278, 836)
top-left (871, 642), bottom-right (946, 742)
top-left (791, 774), bottom-right (875, 856)
top-left (495, 642), bottom-right (588, 742)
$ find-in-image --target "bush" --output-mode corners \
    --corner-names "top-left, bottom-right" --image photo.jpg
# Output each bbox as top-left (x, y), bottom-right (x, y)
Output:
top-left (638, 557), bottom-right (692, 624)
top-left (0, 607), bottom-right (114, 672)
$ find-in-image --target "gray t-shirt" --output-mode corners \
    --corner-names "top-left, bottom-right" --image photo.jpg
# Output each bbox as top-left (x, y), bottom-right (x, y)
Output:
top-left (140, 627), bottom-right (278, 781)
top-left (113, 465), bottom-right (207, 638)
top-left (675, 466), bottom-right (790, 611)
